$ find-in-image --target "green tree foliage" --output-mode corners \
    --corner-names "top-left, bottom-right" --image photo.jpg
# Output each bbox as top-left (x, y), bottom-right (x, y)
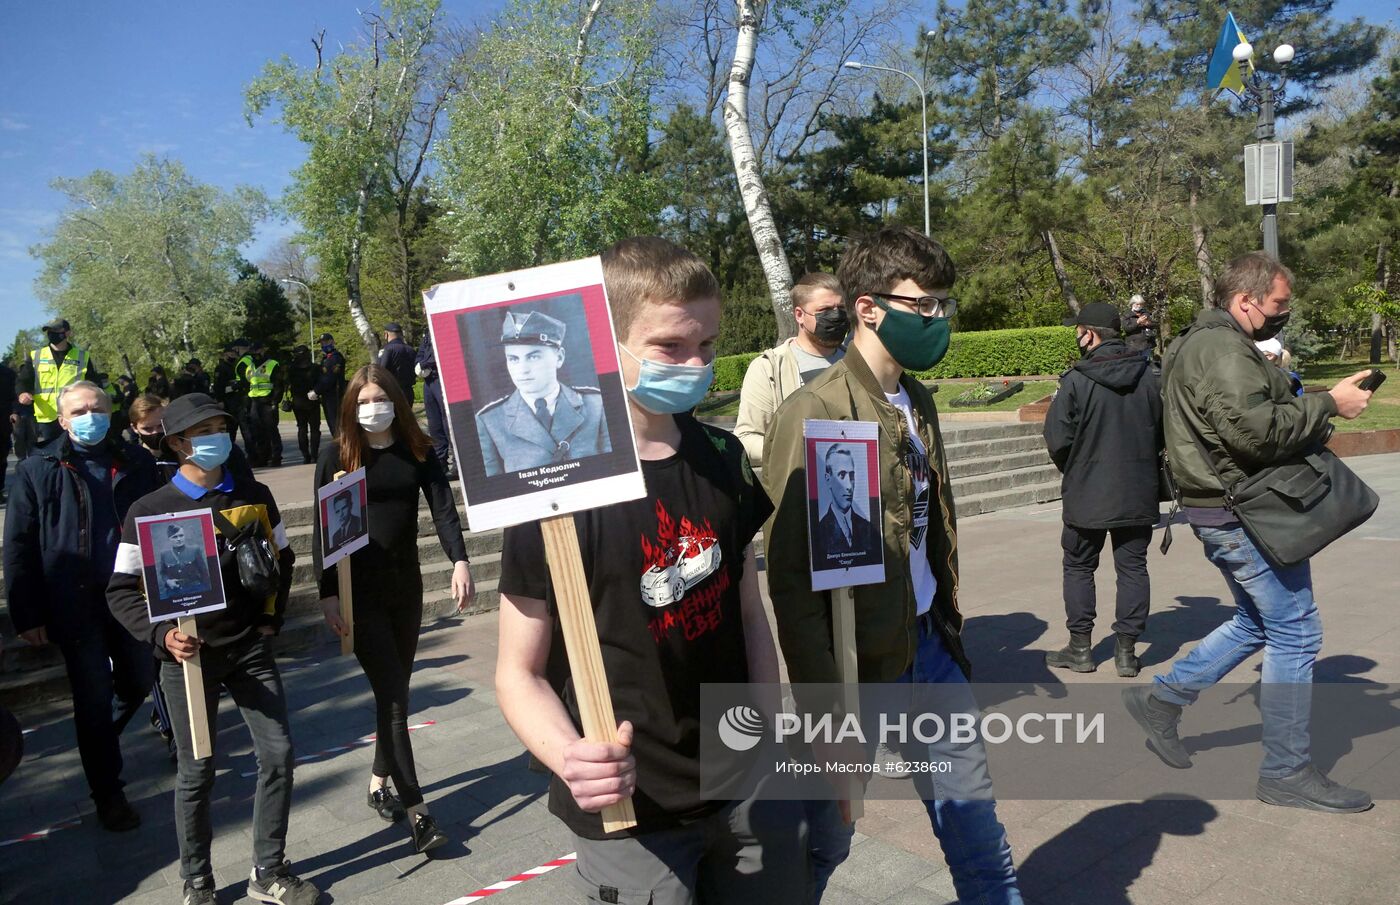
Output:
top-left (435, 0), bottom-right (662, 273)
top-left (235, 261), bottom-right (299, 354)
top-left (29, 156), bottom-right (268, 374)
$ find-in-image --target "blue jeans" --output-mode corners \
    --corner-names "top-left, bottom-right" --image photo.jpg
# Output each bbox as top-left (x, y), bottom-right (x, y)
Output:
top-left (810, 623), bottom-right (1023, 905)
top-left (1153, 524), bottom-right (1320, 778)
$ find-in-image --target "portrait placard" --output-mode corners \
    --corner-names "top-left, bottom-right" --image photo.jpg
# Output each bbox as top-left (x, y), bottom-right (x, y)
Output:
top-left (318, 467), bottom-right (369, 569)
top-left (424, 257), bottom-right (645, 532)
top-left (134, 510), bottom-right (227, 622)
top-left (804, 420), bottom-right (885, 591)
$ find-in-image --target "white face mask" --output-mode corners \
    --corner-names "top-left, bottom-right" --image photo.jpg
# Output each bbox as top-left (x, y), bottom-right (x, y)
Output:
top-left (357, 401), bottom-right (395, 433)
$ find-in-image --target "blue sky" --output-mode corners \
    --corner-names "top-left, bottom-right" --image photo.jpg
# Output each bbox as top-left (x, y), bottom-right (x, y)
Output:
top-left (0, 0), bottom-right (1392, 334)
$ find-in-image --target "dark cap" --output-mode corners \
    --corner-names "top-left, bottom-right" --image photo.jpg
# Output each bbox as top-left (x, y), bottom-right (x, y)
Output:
top-left (317, 332), bottom-right (333, 343)
top-left (499, 310), bottom-right (565, 348)
top-left (292, 344), bottom-right (309, 356)
top-left (383, 322), bottom-right (403, 334)
top-left (233, 337), bottom-right (251, 348)
top-left (42, 317), bottom-right (71, 332)
top-left (1063, 303), bottom-right (1121, 332)
top-left (186, 358), bottom-right (201, 368)
top-left (159, 393), bottom-right (232, 446)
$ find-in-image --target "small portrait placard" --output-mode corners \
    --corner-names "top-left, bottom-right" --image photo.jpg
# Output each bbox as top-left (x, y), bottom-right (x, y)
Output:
top-left (424, 256), bottom-right (645, 532)
top-left (804, 419), bottom-right (885, 591)
top-left (319, 467), bottom-right (370, 568)
top-left (134, 510), bottom-right (227, 622)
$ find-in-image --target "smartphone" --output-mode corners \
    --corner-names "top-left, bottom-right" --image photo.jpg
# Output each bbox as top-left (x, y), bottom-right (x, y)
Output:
top-left (1358, 369), bottom-right (1388, 393)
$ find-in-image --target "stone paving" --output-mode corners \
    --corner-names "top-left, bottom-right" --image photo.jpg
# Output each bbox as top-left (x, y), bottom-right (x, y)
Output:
top-left (2, 443), bottom-right (1398, 904)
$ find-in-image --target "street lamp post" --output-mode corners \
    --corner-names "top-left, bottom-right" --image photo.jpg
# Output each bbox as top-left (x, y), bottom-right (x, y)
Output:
top-left (843, 57), bottom-right (931, 237)
top-left (279, 278), bottom-right (314, 344)
top-left (1232, 41), bottom-right (1294, 258)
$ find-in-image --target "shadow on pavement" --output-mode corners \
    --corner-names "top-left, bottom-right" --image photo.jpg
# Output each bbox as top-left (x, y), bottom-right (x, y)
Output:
top-left (1018, 795), bottom-right (1217, 903)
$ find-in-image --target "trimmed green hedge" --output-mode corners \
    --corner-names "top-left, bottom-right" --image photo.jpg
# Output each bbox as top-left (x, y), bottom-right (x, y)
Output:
top-left (710, 326), bottom-right (1079, 390)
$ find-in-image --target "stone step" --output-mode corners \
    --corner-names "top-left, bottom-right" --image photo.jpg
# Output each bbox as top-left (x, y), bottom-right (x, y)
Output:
top-left (946, 449), bottom-right (1053, 480)
top-left (283, 522), bottom-right (503, 560)
top-left (277, 488), bottom-right (468, 530)
top-left (943, 433), bottom-right (1047, 461)
top-left (949, 463), bottom-right (1062, 500)
top-left (941, 421), bottom-right (1043, 443)
top-left (954, 479), bottom-right (1062, 518)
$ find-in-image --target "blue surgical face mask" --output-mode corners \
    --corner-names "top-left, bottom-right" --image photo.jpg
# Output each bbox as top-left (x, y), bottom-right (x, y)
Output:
top-left (68, 412), bottom-right (111, 447)
top-left (619, 345), bottom-right (714, 414)
top-left (182, 433), bottom-right (232, 470)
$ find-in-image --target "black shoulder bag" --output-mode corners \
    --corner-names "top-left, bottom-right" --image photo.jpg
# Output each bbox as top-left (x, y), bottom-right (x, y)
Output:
top-left (210, 510), bottom-right (281, 598)
top-left (1184, 427), bottom-right (1377, 567)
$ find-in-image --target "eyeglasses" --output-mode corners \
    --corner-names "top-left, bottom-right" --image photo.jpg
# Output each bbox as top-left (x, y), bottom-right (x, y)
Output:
top-left (871, 293), bottom-right (958, 319)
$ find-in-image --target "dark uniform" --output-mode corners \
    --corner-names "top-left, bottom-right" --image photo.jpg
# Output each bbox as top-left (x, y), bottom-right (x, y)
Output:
top-left (415, 333), bottom-right (452, 470)
top-left (158, 544), bottom-right (211, 597)
top-left (0, 361), bottom-right (14, 496)
top-left (16, 318), bottom-right (100, 448)
top-left (316, 334), bottom-right (347, 437)
top-left (377, 323), bottom-right (417, 399)
top-left (474, 310), bottom-right (610, 476)
top-left (243, 344), bottom-right (286, 467)
top-left (170, 360), bottom-right (210, 400)
top-left (287, 345), bottom-right (322, 464)
top-left (211, 346), bottom-right (243, 443)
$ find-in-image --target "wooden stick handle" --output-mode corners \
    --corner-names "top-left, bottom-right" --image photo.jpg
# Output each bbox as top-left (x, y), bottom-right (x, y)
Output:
top-left (337, 557), bottom-right (354, 657)
top-left (178, 616), bottom-right (212, 760)
top-left (540, 514), bottom-right (637, 832)
top-left (833, 586), bottom-right (863, 821)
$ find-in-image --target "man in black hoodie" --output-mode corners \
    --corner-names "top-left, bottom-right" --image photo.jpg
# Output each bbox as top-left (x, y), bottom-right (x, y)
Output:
top-left (1043, 303), bottom-right (1163, 676)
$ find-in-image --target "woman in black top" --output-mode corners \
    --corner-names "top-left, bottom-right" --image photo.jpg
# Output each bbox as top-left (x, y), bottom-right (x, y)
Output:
top-left (313, 364), bottom-right (474, 855)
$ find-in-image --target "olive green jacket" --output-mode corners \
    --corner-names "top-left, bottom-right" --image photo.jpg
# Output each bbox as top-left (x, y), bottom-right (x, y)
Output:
top-left (1162, 308), bottom-right (1337, 506)
top-left (761, 344), bottom-right (969, 685)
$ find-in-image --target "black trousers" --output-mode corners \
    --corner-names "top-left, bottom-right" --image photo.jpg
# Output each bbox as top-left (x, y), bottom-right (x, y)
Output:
top-left (291, 402), bottom-right (321, 463)
top-left (55, 608), bottom-right (154, 801)
top-left (353, 561), bottom-right (426, 807)
top-left (422, 379), bottom-right (451, 467)
top-left (246, 399), bottom-right (281, 465)
top-left (12, 414), bottom-right (35, 459)
top-left (0, 425), bottom-right (10, 491)
top-left (1061, 524), bottom-right (1151, 638)
top-left (34, 419), bottom-right (63, 447)
top-left (322, 391), bottom-right (343, 438)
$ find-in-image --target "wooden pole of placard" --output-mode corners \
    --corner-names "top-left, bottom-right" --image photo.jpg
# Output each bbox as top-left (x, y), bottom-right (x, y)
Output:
top-left (333, 470), bottom-right (354, 657)
top-left (177, 616), bottom-right (212, 760)
top-left (540, 513), bottom-right (638, 832)
top-left (832, 586), bottom-right (864, 821)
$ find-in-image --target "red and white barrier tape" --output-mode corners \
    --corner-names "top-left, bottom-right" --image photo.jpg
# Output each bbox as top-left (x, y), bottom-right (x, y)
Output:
top-left (442, 853), bottom-right (578, 904)
top-left (0, 817), bottom-right (82, 848)
top-left (239, 720), bottom-right (436, 777)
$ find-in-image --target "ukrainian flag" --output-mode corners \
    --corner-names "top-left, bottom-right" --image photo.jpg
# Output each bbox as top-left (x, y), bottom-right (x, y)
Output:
top-left (1206, 11), bottom-right (1253, 95)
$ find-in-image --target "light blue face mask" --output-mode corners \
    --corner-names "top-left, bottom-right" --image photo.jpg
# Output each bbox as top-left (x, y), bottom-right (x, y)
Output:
top-left (68, 412), bottom-right (111, 447)
top-left (183, 433), bottom-right (232, 470)
top-left (620, 345), bottom-right (715, 415)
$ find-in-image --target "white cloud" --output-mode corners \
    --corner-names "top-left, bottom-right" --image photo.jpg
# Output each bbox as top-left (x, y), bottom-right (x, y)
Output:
top-left (0, 117), bottom-right (29, 132)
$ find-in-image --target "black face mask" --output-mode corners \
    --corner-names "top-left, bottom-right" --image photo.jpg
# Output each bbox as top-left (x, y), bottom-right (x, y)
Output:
top-left (809, 307), bottom-right (850, 346)
top-left (137, 431), bottom-right (164, 452)
top-left (47, 330), bottom-right (67, 345)
top-left (1253, 310), bottom-right (1290, 342)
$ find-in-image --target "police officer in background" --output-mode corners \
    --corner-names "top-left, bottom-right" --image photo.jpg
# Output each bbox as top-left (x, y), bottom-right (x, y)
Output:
top-left (314, 332), bottom-right (347, 437)
top-left (415, 332), bottom-right (453, 476)
top-left (170, 359), bottom-right (210, 399)
top-left (16, 317), bottom-right (99, 447)
top-left (377, 322), bottom-right (417, 399)
top-left (211, 343), bottom-right (242, 441)
top-left (286, 344), bottom-right (322, 465)
top-left (243, 342), bottom-right (285, 467)
top-left (0, 359), bottom-right (15, 500)
top-left (474, 310), bottom-right (610, 477)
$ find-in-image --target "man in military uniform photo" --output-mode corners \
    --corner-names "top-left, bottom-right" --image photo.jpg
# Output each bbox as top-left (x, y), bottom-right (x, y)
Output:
top-left (474, 309), bottom-right (611, 477)
top-left (157, 523), bottom-right (210, 599)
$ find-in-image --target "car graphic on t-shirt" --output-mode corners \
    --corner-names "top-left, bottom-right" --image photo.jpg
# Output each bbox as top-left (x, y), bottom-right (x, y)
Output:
top-left (639, 535), bottom-right (723, 608)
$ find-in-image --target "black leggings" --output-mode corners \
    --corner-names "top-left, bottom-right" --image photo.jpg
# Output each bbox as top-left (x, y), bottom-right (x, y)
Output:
top-left (353, 566), bottom-right (425, 807)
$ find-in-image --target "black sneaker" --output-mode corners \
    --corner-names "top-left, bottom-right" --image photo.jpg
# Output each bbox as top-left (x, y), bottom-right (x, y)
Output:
top-left (95, 792), bottom-right (140, 832)
top-left (411, 813), bottom-right (448, 855)
top-left (1122, 685), bottom-right (1192, 768)
top-left (1257, 764), bottom-right (1373, 814)
top-left (248, 861), bottom-right (321, 905)
top-left (182, 877), bottom-right (215, 905)
top-left (368, 787), bottom-right (406, 822)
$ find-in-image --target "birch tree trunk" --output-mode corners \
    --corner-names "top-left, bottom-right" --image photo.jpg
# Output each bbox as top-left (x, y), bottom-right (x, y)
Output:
top-left (723, 0), bottom-right (796, 343)
top-left (1189, 176), bottom-right (1214, 308)
top-left (347, 178), bottom-right (378, 354)
top-left (1043, 230), bottom-right (1080, 314)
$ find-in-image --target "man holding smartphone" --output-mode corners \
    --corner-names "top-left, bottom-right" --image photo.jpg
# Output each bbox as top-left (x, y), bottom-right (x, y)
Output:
top-left (1126, 252), bottom-right (1377, 813)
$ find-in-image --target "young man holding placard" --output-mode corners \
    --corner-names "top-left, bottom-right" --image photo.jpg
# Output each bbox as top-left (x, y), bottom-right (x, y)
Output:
top-left (495, 237), bottom-right (808, 903)
top-left (107, 394), bottom-right (318, 905)
top-left (764, 226), bottom-right (1023, 903)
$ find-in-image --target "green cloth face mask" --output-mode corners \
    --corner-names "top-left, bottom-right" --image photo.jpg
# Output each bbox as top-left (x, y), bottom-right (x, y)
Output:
top-left (872, 298), bottom-right (952, 372)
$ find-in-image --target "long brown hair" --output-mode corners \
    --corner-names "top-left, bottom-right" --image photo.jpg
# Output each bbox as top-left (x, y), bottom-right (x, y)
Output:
top-left (338, 364), bottom-right (432, 472)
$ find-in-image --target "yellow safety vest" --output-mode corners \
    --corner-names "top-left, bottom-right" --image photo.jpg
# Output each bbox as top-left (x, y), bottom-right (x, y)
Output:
top-left (30, 345), bottom-right (89, 423)
top-left (247, 359), bottom-right (279, 398)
